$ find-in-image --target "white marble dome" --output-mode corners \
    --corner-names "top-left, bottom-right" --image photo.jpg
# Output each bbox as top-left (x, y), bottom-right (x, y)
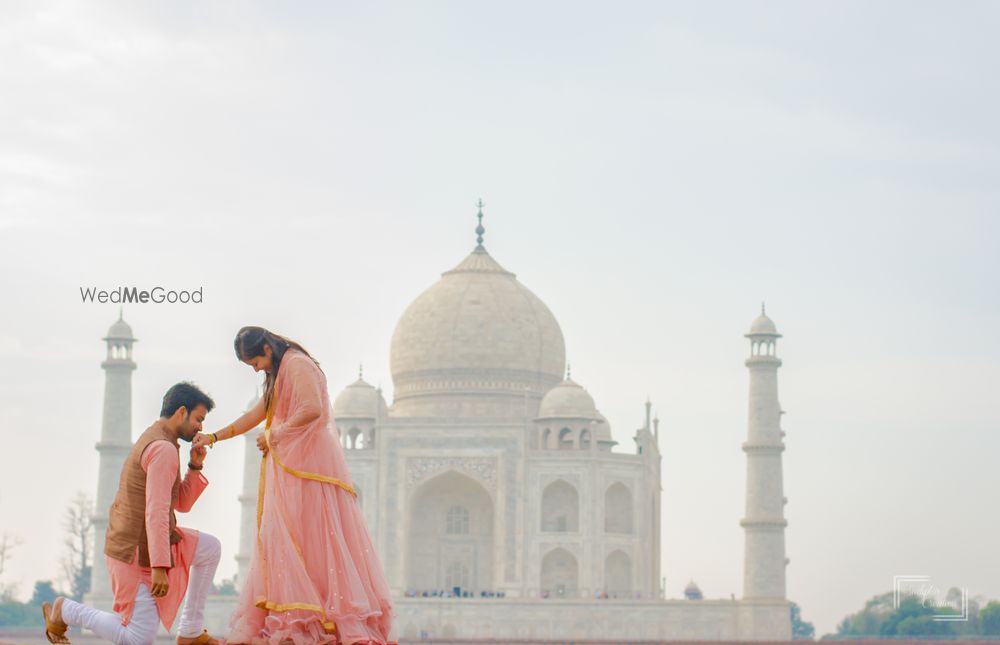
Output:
top-left (389, 246), bottom-right (566, 417)
top-left (333, 378), bottom-right (386, 419)
top-left (537, 378), bottom-right (599, 420)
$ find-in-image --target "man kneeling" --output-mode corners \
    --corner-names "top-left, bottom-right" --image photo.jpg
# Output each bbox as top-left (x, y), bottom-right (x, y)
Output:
top-left (43, 382), bottom-right (222, 645)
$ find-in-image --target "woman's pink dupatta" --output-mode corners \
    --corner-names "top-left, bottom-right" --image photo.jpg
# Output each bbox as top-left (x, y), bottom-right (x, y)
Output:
top-left (228, 349), bottom-right (395, 645)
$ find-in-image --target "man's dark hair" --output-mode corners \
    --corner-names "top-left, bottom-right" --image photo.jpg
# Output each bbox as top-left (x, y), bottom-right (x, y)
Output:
top-left (160, 382), bottom-right (215, 418)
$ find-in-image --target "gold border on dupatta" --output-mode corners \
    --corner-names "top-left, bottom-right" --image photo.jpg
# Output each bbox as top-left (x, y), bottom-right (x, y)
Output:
top-left (253, 376), bottom-right (345, 635)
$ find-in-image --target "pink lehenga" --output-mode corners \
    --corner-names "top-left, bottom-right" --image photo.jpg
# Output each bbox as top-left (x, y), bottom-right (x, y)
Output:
top-left (228, 349), bottom-right (395, 645)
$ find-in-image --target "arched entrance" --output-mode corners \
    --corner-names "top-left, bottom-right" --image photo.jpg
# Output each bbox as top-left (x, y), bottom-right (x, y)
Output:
top-left (407, 470), bottom-right (494, 595)
top-left (540, 547), bottom-right (578, 598)
top-left (604, 549), bottom-right (632, 596)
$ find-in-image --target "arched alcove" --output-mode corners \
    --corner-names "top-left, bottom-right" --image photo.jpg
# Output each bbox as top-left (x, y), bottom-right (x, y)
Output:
top-left (604, 482), bottom-right (633, 534)
top-left (540, 547), bottom-right (578, 598)
top-left (541, 479), bottom-right (579, 532)
top-left (605, 549), bottom-right (632, 596)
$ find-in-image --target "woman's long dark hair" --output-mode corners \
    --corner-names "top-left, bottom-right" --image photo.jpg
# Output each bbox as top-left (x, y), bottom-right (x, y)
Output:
top-left (234, 326), bottom-right (319, 412)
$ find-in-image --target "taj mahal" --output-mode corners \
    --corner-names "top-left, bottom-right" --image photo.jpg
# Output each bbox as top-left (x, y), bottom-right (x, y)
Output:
top-left (85, 207), bottom-right (793, 641)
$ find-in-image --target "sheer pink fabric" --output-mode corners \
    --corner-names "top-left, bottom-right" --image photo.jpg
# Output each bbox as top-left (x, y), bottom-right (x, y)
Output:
top-left (228, 350), bottom-right (394, 645)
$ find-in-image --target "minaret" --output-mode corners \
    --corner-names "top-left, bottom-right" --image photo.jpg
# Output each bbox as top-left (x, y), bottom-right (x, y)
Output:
top-left (740, 304), bottom-right (789, 600)
top-left (633, 398), bottom-right (662, 597)
top-left (651, 411), bottom-right (662, 597)
top-left (236, 389), bottom-right (264, 590)
top-left (87, 311), bottom-right (137, 606)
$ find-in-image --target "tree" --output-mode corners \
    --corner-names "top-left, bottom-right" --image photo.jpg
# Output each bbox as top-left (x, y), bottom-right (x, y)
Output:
top-left (212, 577), bottom-right (238, 596)
top-left (0, 532), bottom-right (19, 577)
top-left (981, 601), bottom-right (1000, 636)
top-left (945, 585), bottom-right (965, 608)
top-left (790, 601), bottom-right (815, 640)
top-left (0, 532), bottom-right (23, 601)
top-left (941, 587), bottom-right (982, 636)
top-left (29, 580), bottom-right (58, 606)
top-left (828, 591), bottom-right (895, 638)
top-left (822, 589), bottom-right (991, 639)
top-left (61, 491), bottom-right (94, 601)
top-left (0, 599), bottom-right (34, 627)
top-left (880, 595), bottom-right (956, 637)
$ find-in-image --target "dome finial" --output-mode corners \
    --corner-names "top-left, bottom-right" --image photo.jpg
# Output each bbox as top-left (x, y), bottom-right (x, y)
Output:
top-left (761, 301), bottom-right (766, 315)
top-left (566, 363), bottom-right (571, 380)
top-left (475, 198), bottom-right (486, 251)
top-left (118, 306), bottom-right (123, 321)
top-left (359, 363), bottom-right (364, 380)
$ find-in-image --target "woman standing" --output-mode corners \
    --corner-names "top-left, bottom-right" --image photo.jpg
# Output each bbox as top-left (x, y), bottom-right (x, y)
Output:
top-left (194, 327), bottom-right (394, 645)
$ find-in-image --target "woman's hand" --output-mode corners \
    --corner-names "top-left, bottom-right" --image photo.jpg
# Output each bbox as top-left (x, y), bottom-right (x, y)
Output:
top-left (256, 432), bottom-right (269, 456)
top-left (192, 432), bottom-right (212, 451)
top-left (267, 423), bottom-right (283, 448)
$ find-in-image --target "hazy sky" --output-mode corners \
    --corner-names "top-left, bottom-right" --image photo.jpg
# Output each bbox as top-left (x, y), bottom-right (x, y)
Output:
top-left (1, 1), bottom-right (998, 637)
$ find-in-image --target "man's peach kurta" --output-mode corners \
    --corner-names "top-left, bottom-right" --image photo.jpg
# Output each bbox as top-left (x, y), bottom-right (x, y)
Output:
top-left (107, 441), bottom-right (208, 629)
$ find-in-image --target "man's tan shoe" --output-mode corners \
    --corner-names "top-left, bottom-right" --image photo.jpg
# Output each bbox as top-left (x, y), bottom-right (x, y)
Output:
top-left (176, 630), bottom-right (219, 645)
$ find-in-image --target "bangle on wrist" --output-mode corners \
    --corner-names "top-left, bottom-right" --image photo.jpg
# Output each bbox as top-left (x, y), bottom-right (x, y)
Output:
top-left (188, 461), bottom-right (204, 471)
top-left (209, 432), bottom-right (218, 448)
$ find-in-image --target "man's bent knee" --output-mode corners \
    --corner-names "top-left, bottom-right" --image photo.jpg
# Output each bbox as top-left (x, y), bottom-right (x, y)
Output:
top-left (199, 531), bottom-right (222, 562)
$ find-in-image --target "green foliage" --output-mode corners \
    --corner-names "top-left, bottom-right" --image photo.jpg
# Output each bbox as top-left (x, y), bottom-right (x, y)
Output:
top-left (824, 589), bottom-right (1000, 639)
top-left (981, 601), bottom-right (1000, 636)
top-left (791, 600), bottom-right (816, 640)
top-left (828, 591), bottom-right (896, 638)
top-left (0, 599), bottom-right (35, 627)
top-left (212, 577), bottom-right (238, 596)
top-left (29, 580), bottom-right (58, 606)
top-left (879, 595), bottom-right (956, 637)
top-left (0, 580), bottom-right (68, 627)
top-left (68, 563), bottom-right (92, 601)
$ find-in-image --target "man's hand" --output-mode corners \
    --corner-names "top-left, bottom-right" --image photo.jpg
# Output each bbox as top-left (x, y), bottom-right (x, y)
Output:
top-left (151, 567), bottom-right (169, 598)
top-left (190, 444), bottom-right (207, 470)
top-left (192, 433), bottom-right (211, 451)
top-left (256, 432), bottom-right (269, 457)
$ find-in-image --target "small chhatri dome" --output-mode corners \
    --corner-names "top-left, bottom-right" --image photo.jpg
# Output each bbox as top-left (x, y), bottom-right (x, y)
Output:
top-left (747, 302), bottom-right (780, 336)
top-left (537, 378), bottom-right (599, 420)
top-left (593, 410), bottom-right (616, 445)
top-left (684, 580), bottom-right (703, 600)
top-left (333, 376), bottom-right (387, 419)
top-left (104, 309), bottom-right (135, 341)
